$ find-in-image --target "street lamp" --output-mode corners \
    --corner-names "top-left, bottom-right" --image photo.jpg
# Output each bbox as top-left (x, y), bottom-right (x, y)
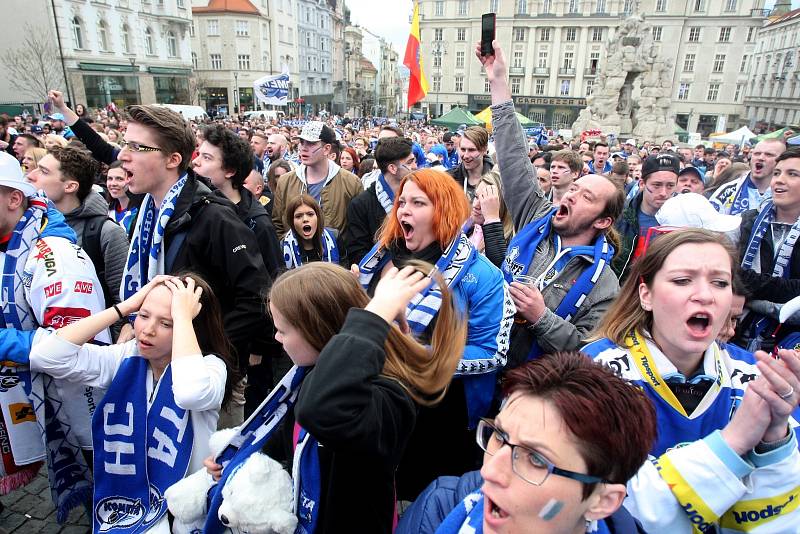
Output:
top-left (128, 57), bottom-right (140, 105)
top-left (432, 42), bottom-right (446, 118)
top-left (233, 71), bottom-right (239, 116)
top-left (344, 44), bottom-right (352, 116)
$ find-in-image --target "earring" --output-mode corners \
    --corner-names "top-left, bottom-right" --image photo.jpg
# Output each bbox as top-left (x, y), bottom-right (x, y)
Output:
top-left (640, 302), bottom-right (651, 311)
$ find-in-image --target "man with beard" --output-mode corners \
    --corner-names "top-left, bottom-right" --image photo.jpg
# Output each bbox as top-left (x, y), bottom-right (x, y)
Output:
top-left (479, 41), bottom-right (624, 368)
top-left (709, 138), bottom-right (785, 215)
top-left (447, 126), bottom-right (494, 201)
top-left (613, 153), bottom-right (680, 281)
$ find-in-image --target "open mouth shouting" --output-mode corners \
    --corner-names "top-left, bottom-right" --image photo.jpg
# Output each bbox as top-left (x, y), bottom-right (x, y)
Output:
top-left (401, 220), bottom-right (415, 242)
top-left (554, 203), bottom-right (569, 221)
top-left (484, 493), bottom-right (510, 528)
top-left (686, 312), bottom-right (712, 339)
top-left (753, 161), bottom-right (765, 174)
top-left (300, 223), bottom-right (314, 239)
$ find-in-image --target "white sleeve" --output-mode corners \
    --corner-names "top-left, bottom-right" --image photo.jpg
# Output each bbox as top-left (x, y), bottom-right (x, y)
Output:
top-left (170, 354), bottom-right (227, 412)
top-left (29, 331), bottom-right (131, 388)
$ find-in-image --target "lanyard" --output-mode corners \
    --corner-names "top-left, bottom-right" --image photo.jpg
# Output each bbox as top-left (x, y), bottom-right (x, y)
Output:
top-left (626, 330), bottom-right (722, 418)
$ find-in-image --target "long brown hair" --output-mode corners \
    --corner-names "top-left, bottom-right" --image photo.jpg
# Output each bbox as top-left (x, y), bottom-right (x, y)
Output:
top-left (159, 272), bottom-right (239, 407)
top-left (283, 194), bottom-right (325, 258)
top-left (589, 228), bottom-right (736, 345)
top-left (477, 170), bottom-right (514, 242)
top-left (268, 262), bottom-right (467, 405)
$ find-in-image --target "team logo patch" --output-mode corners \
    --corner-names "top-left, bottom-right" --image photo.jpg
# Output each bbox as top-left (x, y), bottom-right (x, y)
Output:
top-left (9, 402), bottom-right (36, 424)
top-left (43, 306), bottom-right (90, 329)
top-left (95, 496), bottom-right (144, 532)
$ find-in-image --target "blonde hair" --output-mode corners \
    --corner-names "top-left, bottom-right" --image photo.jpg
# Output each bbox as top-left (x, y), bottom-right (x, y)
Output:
top-left (23, 147), bottom-right (47, 170)
top-left (589, 228), bottom-right (736, 345)
top-left (477, 170), bottom-right (514, 242)
top-left (44, 134), bottom-right (68, 149)
top-left (269, 262), bottom-right (467, 405)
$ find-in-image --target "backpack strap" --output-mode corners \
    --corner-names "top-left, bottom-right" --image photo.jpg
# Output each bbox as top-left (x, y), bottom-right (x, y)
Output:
top-left (82, 214), bottom-right (114, 307)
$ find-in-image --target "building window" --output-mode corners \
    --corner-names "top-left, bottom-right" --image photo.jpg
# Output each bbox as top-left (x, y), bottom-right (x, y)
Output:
top-left (513, 28), bottom-right (525, 41)
top-left (72, 17), bottom-right (84, 49)
top-left (688, 27), bottom-right (701, 42)
top-left (656, 0), bottom-right (667, 11)
top-left (694, 0), bottom-right (704, 11)
top-left (122, 24), bottom-right (131, 53)
top-left (683, 53), bottom-right (695, 72)
top-left (210, 53), bottom-right (222, 70)
top-left (513, 50), bottom-right (524, 68)
top-left (516, 0), bottom-right (527, 15)
top-left (490, 0), bottom-right (499, 12)
top-left (678, 82), bottom-right (690, 100)
top-left (511, 77), bottom-right (521, 94)
top-left (586, 80), bottom-right (594, 95)
top-left (306, 32), bottom-right (312, 47)
top-left (484, 78), bottom-right (490, 92)
top-left (456, 51), bottom-right (465, 68)
top-left (457, 28), bottom-right (466, 41)
top-left (278, 24), bottom-right (284, 41)
top-left (568, 0), bottom-right (579, 12)
top-left (537, 49), bottom-right (548, 68)
top-left (595, 0), bottom-right (606, 13)
top-left (455, 76), bottom-right (464, 92)
top-left (434, 28), bottom-right (443, 41)
top-left (167, 31), bottom-right (177, 57)
top-left (734, 83), bottom-right (743, 102)
top-left (177, 0), bottom-right (184, 6)
top-left (592, 27), bottom-right (603, 41)
top-left (189, 21), bottom-right (195, 37)
top-left (145, 27), bottom-right (154, 55)
top-left (740, 54), bottom-right (748, 72)
top-left (192, 52), bottom-right (198, 69)
top-left (435, 0), bottom-right (444, 16)
top-left (238, 54), bottom-right (250, 70)
top-left (559, 79), bottom-right (570, 96)
top-left (288, 28), bottom-right (293, 43)
top-left (747, 27), bottom-right (755, 42)
top-left (719, 27), bottom-right (731, 42)
top-left (565, 28), bottom-right (577, 41)
top-left (236, 20), bottom-right (249, 37)
top-left (97, 20), bottom-right (109, 51)
top-left (542, 0), bottom-right (552, 13)
top-left (713, 54), bottom-right (726, 73)
top-left (707, 83), bottom-right (720, 101)
top-left (622, 0), bottom-right (633, 13)
top-left (652, 27), bottom-right (662, 42)
top-left (458, 0), bottom-right (468, 16)
top-left (535, 78), bottom-right (545, 95)
top-left (540, 28), bottom-right (551, 41)
top-left (433, 76), bottom-right (441, 92)
top-left (207, 20), bottom-right (219, 36)
top-left (433, 53), bottom-right (442, 68)
top-left (562, 51), bottom-right (574, 69)
top-left (725, 0), bottom-right (736, 11)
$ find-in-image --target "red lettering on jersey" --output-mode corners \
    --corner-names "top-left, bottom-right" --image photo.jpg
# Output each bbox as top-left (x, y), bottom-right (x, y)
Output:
top-left (44, 281), bottom-right (62, 298)
top-left (73, 281), bottom-right (93, 294)
top-left (43, 307), bottom-right (91, 329)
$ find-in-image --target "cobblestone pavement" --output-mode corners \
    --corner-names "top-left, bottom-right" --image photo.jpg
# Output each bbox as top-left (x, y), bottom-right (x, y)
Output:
top-left (0, 470), bottom-right (90, 533)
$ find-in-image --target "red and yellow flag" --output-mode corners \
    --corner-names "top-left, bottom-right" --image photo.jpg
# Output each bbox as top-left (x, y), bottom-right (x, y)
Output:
top-left (403, 1), bottom-right (429, 108)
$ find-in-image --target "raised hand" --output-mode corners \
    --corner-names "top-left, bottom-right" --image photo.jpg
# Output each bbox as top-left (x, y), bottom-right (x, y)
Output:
top-left (478, 183), bottom-right (502, 221)
top-left (119, 275), bottom-right (174, 316)
top-left (474, 39), bottom-right (507, 85)
top-left (48, 90), bottom-right (67, 110)
top-left (750, 349), bottom-right (800, 443)
top-left (165, 276), bottom-right (203, 323)
top-left (366, 265), bottom-right (432, 327)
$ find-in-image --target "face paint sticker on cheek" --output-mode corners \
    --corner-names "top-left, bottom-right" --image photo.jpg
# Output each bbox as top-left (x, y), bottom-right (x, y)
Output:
top-left (538, 498), bottom-right (565, 521)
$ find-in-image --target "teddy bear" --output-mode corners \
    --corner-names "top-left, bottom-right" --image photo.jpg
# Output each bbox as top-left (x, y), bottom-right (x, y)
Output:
top-left (165, 428), bottom-right (297, 534)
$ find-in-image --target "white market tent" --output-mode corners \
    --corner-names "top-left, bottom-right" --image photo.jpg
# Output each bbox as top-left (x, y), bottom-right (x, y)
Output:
top-left (709, 126), bottom-right (757, 145)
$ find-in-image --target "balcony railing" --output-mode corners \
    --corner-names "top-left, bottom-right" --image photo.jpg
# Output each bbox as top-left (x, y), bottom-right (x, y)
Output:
top-left (584, 68), bottom-right (597, 76)
top-left (509, 66), bottom-right (526, 75)
top-left (559, 67), bottom-right (576, 75)
top-left (534, 67), bottom-right (550, 75)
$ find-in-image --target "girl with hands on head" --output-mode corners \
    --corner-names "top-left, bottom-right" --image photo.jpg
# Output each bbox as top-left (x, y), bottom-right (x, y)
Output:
top-left (582, 229), bottom-right (800, 533)
top-left (28, 272), bottom-right (238, 533)
top-left (467, 171), bottom-right (514, 268)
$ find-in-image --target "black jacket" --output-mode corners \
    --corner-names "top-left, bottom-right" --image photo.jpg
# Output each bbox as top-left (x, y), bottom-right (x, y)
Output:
top-left (163, 174), bottom-right (273, 362)
top-left (737, 208), bottom-right (800, 302)
top-left (214, 187), bottom-right (282, 281)
top-left (264, 309), bottom-right (416, 534)
top-left (344, 182), bottom-right (388, 265)
top-left (447, 155), bottom-right (494, 199)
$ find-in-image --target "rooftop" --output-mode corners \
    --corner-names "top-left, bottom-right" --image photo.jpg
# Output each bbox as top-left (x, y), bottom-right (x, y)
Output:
top-left (192, 0), bottom-right (259, 15)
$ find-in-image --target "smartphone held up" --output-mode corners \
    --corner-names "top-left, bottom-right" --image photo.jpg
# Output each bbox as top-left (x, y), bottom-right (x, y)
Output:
top-left (480, 12), bottom-right (496, 57)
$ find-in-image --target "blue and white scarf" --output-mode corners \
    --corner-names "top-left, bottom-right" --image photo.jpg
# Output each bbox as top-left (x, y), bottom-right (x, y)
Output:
top-left (711, 173), bottom-right (760, 215)
top-left (92, 358), bottom-right (193, 534)
top-left (741, 201), bottom-right (800, 347)
top-left (435, 490), bottom-right (611, 534)
top-left (374, 173), bottom-right (395, 215)
top-left (502, 208), bottom-right (614, 361)
top-left (292, 427), bottom-right (320, 534)
top-left (121, 175), bottom-right (187, 301)
top-left (730, 173), bottom-right (759, 215)
top-left (281, 228), bottom-right (339, 270)
top-left (203, 366), bottom-right (307, 534)
top-left (0, 193), bottom-right (94, 521)
top-left (358, 233), bottom-right (475, 335)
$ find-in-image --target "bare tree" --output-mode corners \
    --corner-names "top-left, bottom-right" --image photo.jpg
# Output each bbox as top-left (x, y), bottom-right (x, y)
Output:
top-left (1, 24), bottom-right (64, 102)
top-left (189, 74), bottom-right (209, 107)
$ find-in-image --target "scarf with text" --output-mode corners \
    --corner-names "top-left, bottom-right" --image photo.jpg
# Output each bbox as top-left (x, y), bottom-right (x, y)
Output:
top-left (281, 228), bottom-right (339, 270)
top-left (374, 173), bottom-right (395, 214)
top-left (91, 358), bottom-right (193, 534)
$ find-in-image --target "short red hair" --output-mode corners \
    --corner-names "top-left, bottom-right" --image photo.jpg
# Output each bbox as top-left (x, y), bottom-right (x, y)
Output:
top-left (379, 168), bottom-right (470, 249)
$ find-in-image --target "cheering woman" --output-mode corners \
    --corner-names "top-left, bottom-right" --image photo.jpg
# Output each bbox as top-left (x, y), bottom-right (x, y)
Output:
top-left (29, 274), bottom-right (237, 533)
top-left (358, 167), bottom-right (515, 499)
top-left (281, 194), bottom-right (341, 269)
top-left (583, 228), bottom-right (800, 532)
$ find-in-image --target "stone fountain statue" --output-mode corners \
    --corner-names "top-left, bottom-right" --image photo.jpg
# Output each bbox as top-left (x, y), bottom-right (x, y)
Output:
top-left (571, 14), bottom-right (677, 142)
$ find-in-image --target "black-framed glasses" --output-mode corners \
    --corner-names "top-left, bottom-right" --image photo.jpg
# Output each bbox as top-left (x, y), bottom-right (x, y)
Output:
top-left (119, 140), bottom-right (163, 153)
top-left (476, 418), bottom-right (607, 486)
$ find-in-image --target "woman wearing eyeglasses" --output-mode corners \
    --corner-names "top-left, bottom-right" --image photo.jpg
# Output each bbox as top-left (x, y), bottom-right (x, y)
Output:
top-left (582, 228), bottom-right (800, 533)
top-left (397, 351), bottom-right (657, 534)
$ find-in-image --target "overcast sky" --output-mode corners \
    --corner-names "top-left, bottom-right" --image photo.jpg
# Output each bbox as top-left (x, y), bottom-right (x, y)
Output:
top-left (345, 0), bottom-right (414, 57)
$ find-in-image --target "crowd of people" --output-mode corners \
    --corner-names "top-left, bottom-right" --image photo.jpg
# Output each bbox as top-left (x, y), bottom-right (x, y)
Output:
top-left (0, 39), bottom-right (799, 533)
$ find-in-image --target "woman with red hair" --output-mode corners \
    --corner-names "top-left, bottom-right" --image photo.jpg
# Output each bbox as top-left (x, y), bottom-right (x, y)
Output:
top-left (339, 146), bottom-right (360, 174)
top-left (358, 167), bottom-right (515, 500)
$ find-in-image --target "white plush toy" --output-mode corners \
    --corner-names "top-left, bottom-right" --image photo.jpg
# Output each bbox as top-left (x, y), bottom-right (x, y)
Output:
top-left (165, 428), bottom-right (297, 534)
